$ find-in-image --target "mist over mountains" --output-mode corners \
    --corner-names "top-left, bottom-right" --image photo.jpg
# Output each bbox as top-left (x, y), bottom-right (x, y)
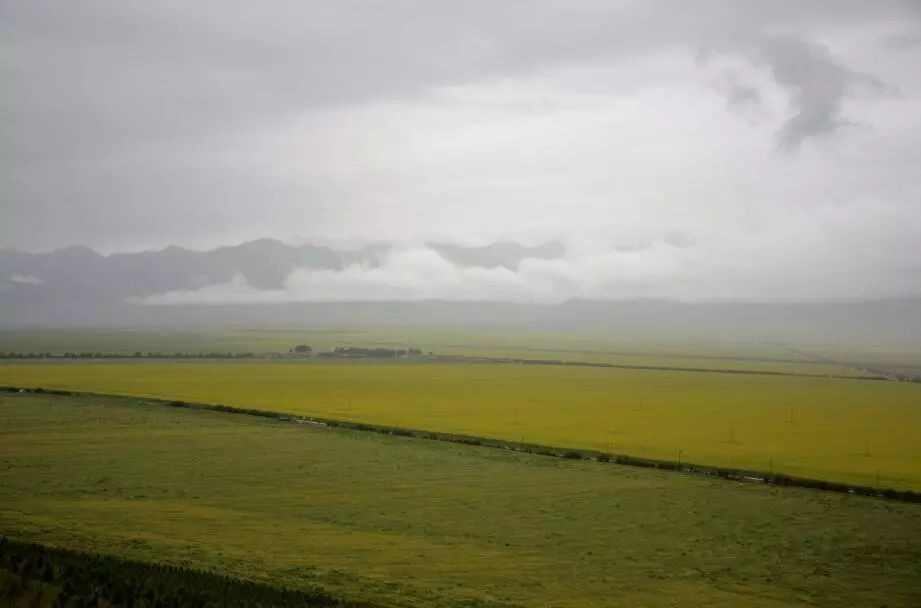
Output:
top-left (0, 239), bottom-right (387, 295)
top-left (3, 2), bottom-right (921, 355)
top-left (2, 238), bottom-right (920, 350)
top-left (0, 238), bottom-right (565, 324)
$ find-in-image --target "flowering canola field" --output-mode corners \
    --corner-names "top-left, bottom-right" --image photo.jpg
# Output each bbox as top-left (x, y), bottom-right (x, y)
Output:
top-left (2, 361), bottom-right (920, 489)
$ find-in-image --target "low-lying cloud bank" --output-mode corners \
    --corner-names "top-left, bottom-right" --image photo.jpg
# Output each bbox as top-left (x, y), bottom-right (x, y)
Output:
top-left (8, 274), bottom-right (44, 286)
top-left (136, 223), bottom-right (921, 306)
top-left (134, 241), bottom-right (681, 305)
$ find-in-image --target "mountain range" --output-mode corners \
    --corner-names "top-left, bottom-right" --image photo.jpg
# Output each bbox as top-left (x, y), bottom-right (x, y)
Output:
top-left (2, 239), bottom-right (920, 351)
top-left (0, 239), bottom-right (568, 326)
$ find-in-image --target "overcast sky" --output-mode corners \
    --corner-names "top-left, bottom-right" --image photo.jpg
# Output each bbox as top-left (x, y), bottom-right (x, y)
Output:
top-left (3, 1), bottom-right (921, 301)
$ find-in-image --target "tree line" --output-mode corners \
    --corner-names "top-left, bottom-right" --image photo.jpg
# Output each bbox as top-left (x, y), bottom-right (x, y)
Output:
top-left (0, 536), bottom-right (371, 607)
top-left (0, 346), bottom-right (427, 361)
top-left (0, 351), bottom-right (258, 359)
top-left (317, 347), bottom-right (423, 359)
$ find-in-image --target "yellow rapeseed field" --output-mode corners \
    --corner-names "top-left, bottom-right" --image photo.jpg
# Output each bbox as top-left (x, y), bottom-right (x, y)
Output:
top-left (2, 361), bottom-right (920, 489)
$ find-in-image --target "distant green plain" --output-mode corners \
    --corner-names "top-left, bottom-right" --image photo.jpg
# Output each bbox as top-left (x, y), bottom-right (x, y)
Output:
top-left (0, 327), bottom-right (883, 375)
top-left (2, 360), bottom-right (920, 490)
top-left (3, 391), bottom-right (921, 607)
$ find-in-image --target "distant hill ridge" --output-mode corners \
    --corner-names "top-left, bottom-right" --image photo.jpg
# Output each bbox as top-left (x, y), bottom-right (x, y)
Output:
top-left (0, 238), bottom-right (568, 294)
top-left (2, 239), bottom-right (921, 352)
top-left (0, 238), bottom-right (392, 294)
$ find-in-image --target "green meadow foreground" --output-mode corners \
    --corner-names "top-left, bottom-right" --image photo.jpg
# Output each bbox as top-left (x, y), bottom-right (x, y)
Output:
top-left (3, 391), bottom-right (921, 607)
top-left (2, 361), bottom-right (920, 489)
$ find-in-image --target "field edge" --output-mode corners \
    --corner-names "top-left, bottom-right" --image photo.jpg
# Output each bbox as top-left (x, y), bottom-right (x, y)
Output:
top-left (5, 384), bottom-right (919, 504)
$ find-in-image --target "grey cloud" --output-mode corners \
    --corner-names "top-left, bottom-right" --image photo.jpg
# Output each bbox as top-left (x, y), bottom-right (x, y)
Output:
top-left (725, 79), bottom-right (761, 109)
top-left (612, 240), bottom-right (654, 254)
top-left (8, 274), bottom-right (44, 285)
top-left (2, 2), bottom-right (912, 160)
top-left (133, 231), bottom-right (921, 306)
top-left (754, 36), bottom-right (887, 150)
top-left (2, 1), bottom-right (921, 305)
top-left (663, 232), bottom-right (695, 249)
top-left (881, 31), bottom-right (921, 50)
top-left (427, 241), bottom-right (565, 270)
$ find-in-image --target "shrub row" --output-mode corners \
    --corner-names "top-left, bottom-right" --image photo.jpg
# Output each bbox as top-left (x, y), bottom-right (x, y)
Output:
top-left (0, 351), bottom-right (258, 359)
top-left (0, 536), bottom-right (371, 607)
top-left (430, 354), bottom-right (890, 381)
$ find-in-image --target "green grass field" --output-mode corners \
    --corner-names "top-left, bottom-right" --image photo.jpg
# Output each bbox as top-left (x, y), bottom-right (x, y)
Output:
top-left (3, 391), bottom-right (921, 607)
top-left (0, 327), bottom-right (879, 375)
top-left (2, 361), bottom-right (920, 490)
